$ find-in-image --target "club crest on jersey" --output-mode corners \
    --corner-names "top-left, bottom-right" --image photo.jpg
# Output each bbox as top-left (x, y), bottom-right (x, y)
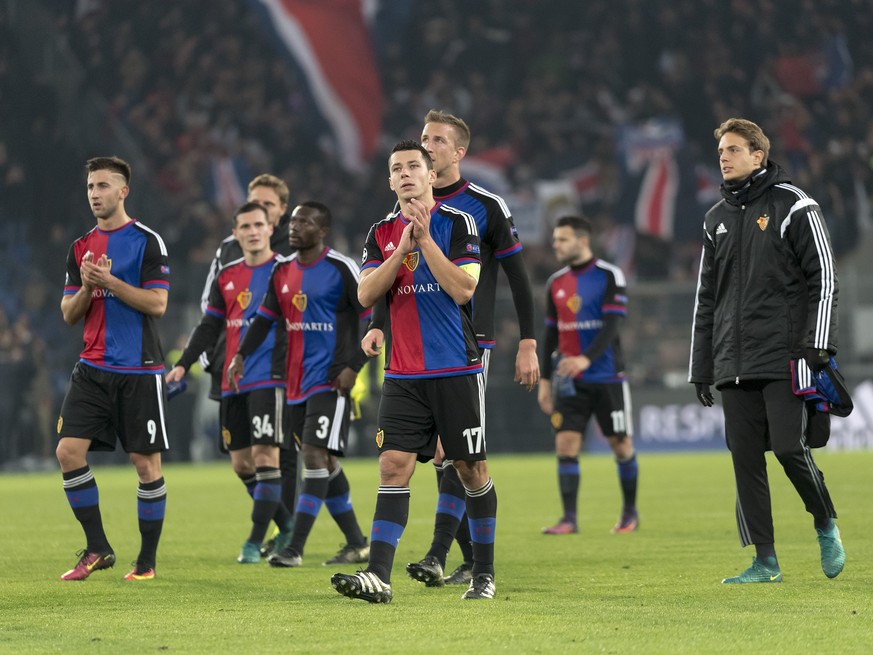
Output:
top-left (567, 294), bottom-right (582, 314)
top-left (403, 251), bottom-right (420, 272)
top-left (236, 289), bottom-right (252, 309)
top-left (375, 429), bottom-right (384, 448)
top-left (292, 292), bottom-right (308, 313)
top-left (757, 214), bottom-right (769, 231)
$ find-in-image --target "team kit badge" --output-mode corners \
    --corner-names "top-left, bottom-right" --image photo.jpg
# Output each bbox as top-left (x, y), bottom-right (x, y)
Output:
top-left (757, 214), bottom-right (769, 231)
top-left (567, 294), bottom-right (582, 314)
top-left (402, 251), bottom-right (419, 272)
top-left (236, 289), bottom-right (252, 310)
top-left (292, 292), bottom-right (308, 313)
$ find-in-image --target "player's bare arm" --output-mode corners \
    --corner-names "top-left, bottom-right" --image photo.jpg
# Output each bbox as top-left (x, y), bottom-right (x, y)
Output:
top-left (81, 253), bottom-right (168, 317)
top-left (61, 252), bottom-right (96, 325)
top-left (358, 222), bottom-right (416, 308)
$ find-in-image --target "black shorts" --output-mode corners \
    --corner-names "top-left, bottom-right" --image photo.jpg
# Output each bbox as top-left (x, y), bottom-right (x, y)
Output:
top-left (220, 387), bottom-right (288, 452)
top-left (286, 389), bottom-right (350, 456)
top-left (377, 375), bottom-right (486, 463)
top-left (551, 380), bottom-right (633, 439)
top-left (58, 362), bottom-right (169, 454)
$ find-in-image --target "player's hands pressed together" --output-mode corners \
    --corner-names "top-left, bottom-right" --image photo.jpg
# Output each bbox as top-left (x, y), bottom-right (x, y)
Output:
top-left (406, 198), bottom-right (432, 242)
top-left (332, 367), bottom-right (358, 394)
top-left (80, 252), bottom-right (115, 290)
top-left (556, 354), bottom-right (591, 378)
top-left (397, 220), bottom-right (418, 257)
top-left (226, 353), bottom-right (245, 392)
top-left (361, 328), bottom-right (384, 357)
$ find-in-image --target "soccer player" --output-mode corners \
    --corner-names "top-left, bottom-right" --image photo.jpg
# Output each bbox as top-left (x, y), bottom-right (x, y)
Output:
top-left (199, 174), bottom-right (298, 552)
top-left (331, 140), bottom-right (497, 603)
top-left (690, 118), bottom-right (844, 583)
top-left (227, 202), bottom-right (370, 568)
top-left (57, 156), bottom-right (169, 581)
top-left (537, 215), bottom-right (639, 535)
top-left (363, 110), bottom-right (537, 588)
top-left (165, 202), bottom-right (294, 563)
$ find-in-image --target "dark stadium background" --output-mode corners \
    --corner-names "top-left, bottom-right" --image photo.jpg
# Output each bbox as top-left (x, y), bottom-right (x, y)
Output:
top-left (2, 0), bottom-right (872, 469)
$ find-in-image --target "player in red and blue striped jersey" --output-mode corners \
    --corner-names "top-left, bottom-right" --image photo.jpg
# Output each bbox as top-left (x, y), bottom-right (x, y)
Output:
top-left (331, 141), bottom-right (498, 604)
top-left (57, 157), bottom-right (169, 582)
top-left (166, 202), bottom-right (293, 564)
top-left (364, 110), bottom-right (538, 588)
top-left (228, 202), bottom-right (371, 569)
top-left (537, 215), bottom-right (639, 536)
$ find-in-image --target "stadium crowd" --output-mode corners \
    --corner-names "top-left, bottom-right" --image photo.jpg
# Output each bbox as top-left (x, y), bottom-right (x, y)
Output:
top-left (1, 0), bottom-right (872, 465)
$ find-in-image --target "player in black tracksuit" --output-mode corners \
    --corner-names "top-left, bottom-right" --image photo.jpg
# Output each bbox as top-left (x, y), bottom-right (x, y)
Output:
top-left (689, 118), bottom-right (845, 583)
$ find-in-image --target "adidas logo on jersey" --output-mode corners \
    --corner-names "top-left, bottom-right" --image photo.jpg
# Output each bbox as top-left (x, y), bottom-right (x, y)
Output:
top-left (716, 223), bottom-right (727, 235)
top-left (282, 284), bottom-right (290, 294)
top-left (556, 289), bottom-right (566, 298)
top-left (384, 241), bottom-right (396, 252)
top-left (224, 281), bottom-right (235, 290)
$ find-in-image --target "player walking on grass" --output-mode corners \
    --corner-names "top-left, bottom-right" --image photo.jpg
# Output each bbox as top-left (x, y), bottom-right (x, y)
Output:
top-left (331, 141), bottom-right (496, 604)
top-left (690, 118), bottom-right (845, 583)
top-left (166, 202), bottom-right (294, 564)
top-left (227, 202), bottom-right (370, 568)
top-left (537, 215), bottom-right (638, 536)
top-left (362, 110), bottom-right (538, 588)
top-left (199, 174), bottom-right (298, 556)
top-left (57, 156), bottom-right (169, 581)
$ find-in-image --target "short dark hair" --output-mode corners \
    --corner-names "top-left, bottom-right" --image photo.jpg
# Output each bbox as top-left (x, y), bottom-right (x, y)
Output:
top-left (296, 200), bottom-right (332, 228)
top-left (233, 201), bottom-right (269, 227)
top-left (86, 156), bottom-right (131, 185)
top-left (556, 215), bottom-right (592, 237)
top-left (391, 140), bottom-right (433, 170)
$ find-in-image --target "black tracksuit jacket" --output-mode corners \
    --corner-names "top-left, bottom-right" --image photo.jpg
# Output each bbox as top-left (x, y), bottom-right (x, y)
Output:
top-left (689, 162), bottom-right (839, 389)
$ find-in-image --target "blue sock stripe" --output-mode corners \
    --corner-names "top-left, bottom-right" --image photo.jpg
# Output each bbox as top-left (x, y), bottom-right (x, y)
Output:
top-left (295, 493), bottom-right (325, 517)
top-left (324, 492), bottom-right (353, 516)
top-left (558, 462), bottom-right (580, 475)
top-left (65, 485), bottom-right (99, 508)
top-left (436, 493), bottom-right (466, 520)
top-left (469, 517), bottom-right (496, 545)
top-left (617, 457), bottom-right (638, 481)
top-left (254, 480), bottom-right (282, 502)
top-left (371, 519), bottom-right (405, 548)
top-left (138, 497), bottom-right (166, 521)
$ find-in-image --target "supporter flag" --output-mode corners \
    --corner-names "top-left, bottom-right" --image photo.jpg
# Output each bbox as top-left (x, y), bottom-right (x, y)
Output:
top-left (562, 160), bottom-right (600, 205)
top-left (209, 155), bottom-right (251, 212)
top-left (247, 0), bottom-right (382, 171)
top-left (617, 117), bottom-right (685, 240)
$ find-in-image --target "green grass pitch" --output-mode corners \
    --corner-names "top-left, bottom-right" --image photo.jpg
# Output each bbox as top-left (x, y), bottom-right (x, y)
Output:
top-left (1, 450), bottom-right (870, 653)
